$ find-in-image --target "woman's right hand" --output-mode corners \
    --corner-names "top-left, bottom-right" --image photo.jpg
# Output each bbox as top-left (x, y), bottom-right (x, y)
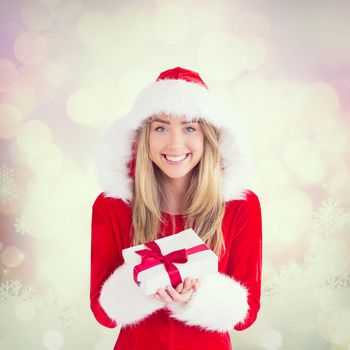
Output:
top-left (153, 277), bottom-right (200, 305)
top-left (176, 277), bottom-right (201, 293)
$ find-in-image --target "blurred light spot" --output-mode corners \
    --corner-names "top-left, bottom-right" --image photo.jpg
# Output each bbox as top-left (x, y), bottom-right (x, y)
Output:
top-left (14, 300), bottom-right (36, 322)
top-left (112, 7), bottom-right (151, 55)
top-left (16, 119), bottom-right (52, 157)
top-left (44, 33), bottom-right (70, 62)
top-left (323, 154), bottom-right (350, 196)
top-left (42, 61), bottom-right (68, 86)
top-left (66, 85), bottom-right (117, 125)
top-left (311, 238), bottom-right (349, 274)
top-left (0, 58), bottom-right (18, 93)
top-left (0, 245), bottom-right (24, 267)
top-left (316, 289), bottom-right (339, 311)
top-left (75, 7), bottom-right (151, 61)
top-left (115, 68), bottom-right (153, 118)
top-left (284, 137), bottom-right (325, 184)
top-left (261, 329), bottom-right (283, 350)
top-left (94, 340), bottom-right (115, 350)
top-left (43, 330), bottom-right (64, 350)
top-left (27, 143), bottom-right (63, 178)
top-left (53, 172), bottom-right (88, 208)
top-left (17, 64), bottom-right (60, 105)
top-left (243, 36), bottom-right (267, 70)
top-left (232, 76), bottom-right (301, 150)
top-left (36, 236), bottom-right (88, 298)
top-left (296, 82), bottom-right (340, 131)
top-left (14, 31), bottom-right (47, 66)
top-left (198, 32), bottom-right (247, 81)
top-left (21, 0), bottom-right (54, 31)
top-left (0, 103), bottom-right (23, 139)
top-left (153, 5), bottom-right (189, 44)
top-left (256, 153), bottom-right (292, 193)
top-left (314, 119), bottom-right (350, 155)
top-left (23, 170), bottom-right (86, 240)
top-left (264, 188), bottom-right (313, 245)
top-left (328, 309), bottom-right (350, 345)
top-left (77, 11), bottom-right (113, 47)
top-left (40, 0), bottom-right (63, 5)
top-left (47, 0), bottom-right (82, 21)
top-left (234, 11), bottom-right (270, 37)
top-left (1, 80), bottom-right (38, 117)
top-left (0, 21), bottom-right (23, 58)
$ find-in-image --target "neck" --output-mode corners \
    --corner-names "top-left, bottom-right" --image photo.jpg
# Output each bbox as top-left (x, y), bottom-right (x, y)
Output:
top-left (159, 173), bottom-right (191, 214)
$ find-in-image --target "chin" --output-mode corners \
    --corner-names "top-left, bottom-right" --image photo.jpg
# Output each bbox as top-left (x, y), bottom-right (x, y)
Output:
top-left (161, 171), bottom-right (191, 179)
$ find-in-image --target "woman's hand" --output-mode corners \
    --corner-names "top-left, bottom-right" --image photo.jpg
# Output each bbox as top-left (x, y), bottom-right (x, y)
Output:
top-left (153, 277), bottom-right (201, 305)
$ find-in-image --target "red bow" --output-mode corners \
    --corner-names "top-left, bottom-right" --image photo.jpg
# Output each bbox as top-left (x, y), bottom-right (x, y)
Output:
top-left (133, 240), bottom-right (208, 289)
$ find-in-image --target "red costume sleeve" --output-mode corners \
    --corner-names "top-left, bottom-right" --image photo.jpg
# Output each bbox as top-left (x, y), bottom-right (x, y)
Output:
top-left (90, 195), bottom-right (165, 328)
top-left (166, 191), bottom-right (262, 332)
top-left (231, 191), bottom-right (263, 331)
top-left (90, 200), bottom-right (118, 328)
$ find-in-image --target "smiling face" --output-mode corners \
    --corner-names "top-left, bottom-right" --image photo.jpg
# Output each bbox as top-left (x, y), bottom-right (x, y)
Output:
top-left (148, 114), bottom-right (204, 182)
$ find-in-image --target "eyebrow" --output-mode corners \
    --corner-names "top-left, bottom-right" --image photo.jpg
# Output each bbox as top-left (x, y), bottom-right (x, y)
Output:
top-left (151, 118), bottom-right (198, 125)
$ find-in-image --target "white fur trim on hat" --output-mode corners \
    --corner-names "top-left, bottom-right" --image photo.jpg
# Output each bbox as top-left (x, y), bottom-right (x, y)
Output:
top-left (95, 78), bottom-right (253, 202)
top-left (165, 272), bottom-right (249, 333)
top-left (99, 263), bottom-right (165, 328)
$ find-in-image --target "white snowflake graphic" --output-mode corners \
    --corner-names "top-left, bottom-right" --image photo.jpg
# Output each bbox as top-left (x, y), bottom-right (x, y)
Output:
top-left (0, 279), bottom-right (36, 302)
top-left (0, 163), bottom-right (18, 203)
top-left (14, 216), bottom-right (31, 235)
top-left (264, 197), bottom-right (350, 301)
top-left (325, 271), bottom-right (350, 291)
top-left (304, 198), bottom-right (350, 266)
top-left (0, 279), bottom-right (78, 328)
top-left (312, 197), bottom-right (348, 236)
top-left (303, 233), bottom-right (322, 265)
top-left (263, 262), bottom-right (308, 300)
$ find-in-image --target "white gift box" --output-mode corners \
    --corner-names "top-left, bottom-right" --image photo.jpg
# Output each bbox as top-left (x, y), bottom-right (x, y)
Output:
top-left (122, 228), bottom-right (218, 296)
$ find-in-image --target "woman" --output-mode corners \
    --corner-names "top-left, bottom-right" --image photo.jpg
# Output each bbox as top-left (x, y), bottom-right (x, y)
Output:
top-left (90, 67), bottom-right (262, 350)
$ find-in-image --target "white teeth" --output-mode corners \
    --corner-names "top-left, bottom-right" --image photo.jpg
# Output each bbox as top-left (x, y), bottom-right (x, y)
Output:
top-left (164, 154), bottom-right (188, 161)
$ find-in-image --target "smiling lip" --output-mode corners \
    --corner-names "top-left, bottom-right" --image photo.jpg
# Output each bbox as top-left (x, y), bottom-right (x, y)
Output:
top-left (162, 153), bottom-right (191, 164)
top-left (163, 153), bottom-right (188, 156)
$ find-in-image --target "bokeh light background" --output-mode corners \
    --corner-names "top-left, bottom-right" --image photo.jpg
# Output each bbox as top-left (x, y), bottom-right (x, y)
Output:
top-left (0, 0), bottom-right (350, 349)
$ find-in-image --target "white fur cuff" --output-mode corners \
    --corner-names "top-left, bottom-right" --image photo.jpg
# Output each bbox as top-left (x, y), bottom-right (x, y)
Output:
top-left (166, 272), bottom-right (249, 332)
top-left (99, 263), bottom-right (164, 328)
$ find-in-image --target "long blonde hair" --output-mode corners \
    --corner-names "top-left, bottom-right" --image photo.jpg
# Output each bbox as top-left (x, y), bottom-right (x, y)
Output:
top-left (131, 115), bottom-right (226, 257)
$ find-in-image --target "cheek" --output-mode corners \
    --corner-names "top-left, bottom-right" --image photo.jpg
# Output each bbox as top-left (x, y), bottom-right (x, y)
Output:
top-left (190, 135), bottom-right (204, 153)
top-left (149, 136), bottom-right (165, 159)
top-left (149, 135), bottom-right (159, 153)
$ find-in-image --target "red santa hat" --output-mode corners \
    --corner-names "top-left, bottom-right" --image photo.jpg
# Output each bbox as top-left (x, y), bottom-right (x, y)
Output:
top-left (156, 66), bottom-right (208, 88)
top-left (95, 67), bottom-right (253, 202)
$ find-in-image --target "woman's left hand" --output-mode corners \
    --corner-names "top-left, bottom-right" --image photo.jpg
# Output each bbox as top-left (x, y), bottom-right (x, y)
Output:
top-left (153, 277), bottom-right (200, 305)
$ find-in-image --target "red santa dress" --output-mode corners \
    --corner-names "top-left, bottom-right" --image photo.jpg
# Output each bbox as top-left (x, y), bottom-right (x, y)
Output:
top-left (90, 67), bottom-right (263, 350)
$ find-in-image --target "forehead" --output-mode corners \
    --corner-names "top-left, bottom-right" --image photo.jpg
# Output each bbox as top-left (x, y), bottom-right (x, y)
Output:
top-left (150, 113), bottom-right (199, 125)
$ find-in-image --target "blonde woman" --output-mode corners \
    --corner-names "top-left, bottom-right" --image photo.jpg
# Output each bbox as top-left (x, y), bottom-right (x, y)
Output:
top-left (90, 67), bottom-right (262, 350)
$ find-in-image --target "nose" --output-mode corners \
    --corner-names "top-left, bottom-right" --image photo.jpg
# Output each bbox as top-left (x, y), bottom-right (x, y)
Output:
top-left (167, 129), bottom-right (185, 148)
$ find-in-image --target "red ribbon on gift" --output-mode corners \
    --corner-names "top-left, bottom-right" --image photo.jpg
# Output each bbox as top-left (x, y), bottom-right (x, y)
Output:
top-left (133, 240), bottom-right (208, 288)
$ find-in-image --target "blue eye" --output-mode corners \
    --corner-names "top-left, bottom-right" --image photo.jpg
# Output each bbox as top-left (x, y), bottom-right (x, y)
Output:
top-left (154, 126), bottom-right (196, 133)
top-left (155, 126), bottom-right (166, 132)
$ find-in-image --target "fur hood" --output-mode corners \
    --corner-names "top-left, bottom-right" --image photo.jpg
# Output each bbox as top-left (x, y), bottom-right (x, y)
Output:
top-left (95, 68), bottom-right (254, 203)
